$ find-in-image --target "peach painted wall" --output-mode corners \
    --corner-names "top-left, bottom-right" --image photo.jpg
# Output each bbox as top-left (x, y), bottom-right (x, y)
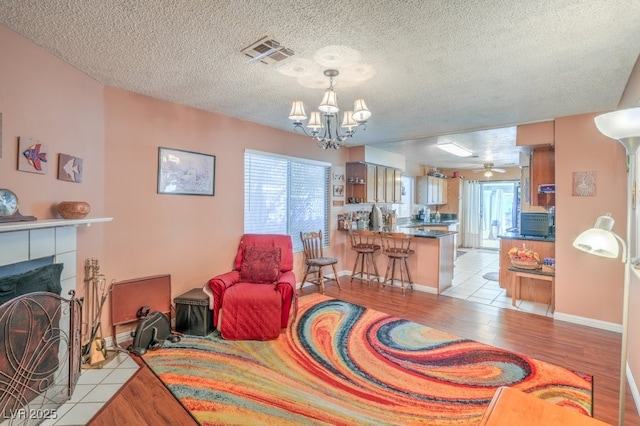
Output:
top-left (555, 110), bottom-right (640, 398)
top-left (103, 87), bottom-right (350, 305)
top-left (0, 25), bottom-right (106, 291)
top-left (555, 113), bottom-right (627, 322)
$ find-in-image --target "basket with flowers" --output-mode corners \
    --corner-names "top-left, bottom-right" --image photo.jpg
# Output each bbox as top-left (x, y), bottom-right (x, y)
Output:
top-left (507, 245), bottom-right (541, 269)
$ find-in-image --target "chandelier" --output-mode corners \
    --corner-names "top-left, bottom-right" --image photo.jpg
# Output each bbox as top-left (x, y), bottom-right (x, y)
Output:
top-left (288, 69), bottom-right (371, 149)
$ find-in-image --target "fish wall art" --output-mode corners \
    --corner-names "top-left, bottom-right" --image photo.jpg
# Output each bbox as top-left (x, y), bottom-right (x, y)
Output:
top-left (58, 153), bottom-right (83, 183)
top-left (18, 137), bottom-right (48, 174)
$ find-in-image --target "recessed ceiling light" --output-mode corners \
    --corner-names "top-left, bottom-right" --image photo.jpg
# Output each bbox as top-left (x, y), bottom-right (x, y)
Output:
top-left (436, 142), bottom-right (473, 157)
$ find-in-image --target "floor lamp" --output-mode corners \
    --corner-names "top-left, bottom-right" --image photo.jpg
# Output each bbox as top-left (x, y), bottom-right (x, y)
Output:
top-left (573, 106), bottom-right (640, 426)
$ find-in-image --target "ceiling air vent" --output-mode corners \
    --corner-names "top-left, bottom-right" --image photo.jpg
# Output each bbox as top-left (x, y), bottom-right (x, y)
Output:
top-left (240, 36), bottom-right (294, 65)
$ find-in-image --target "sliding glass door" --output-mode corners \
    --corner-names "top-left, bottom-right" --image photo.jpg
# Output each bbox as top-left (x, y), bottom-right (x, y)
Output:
top-left (479, 181), bottom-right (520, 249)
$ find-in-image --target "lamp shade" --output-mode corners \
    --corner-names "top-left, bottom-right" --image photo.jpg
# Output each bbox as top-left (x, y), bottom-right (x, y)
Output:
top-left (594, 107), bottom-right (640, 140)
top-left (341, 111), bottom-right (357, 130)
top-left (319, 89), bottom-right (339, 113)
top-left (484, 170), bottom-right (493, 178)
top-left (572, 214), bottom-right (619, 258)
top-left (352, 99), bottom-right (371, 122)
top-left (288, 101), bottom-right (307, 121)
top-left (307, 111), bottom-right (324, 129)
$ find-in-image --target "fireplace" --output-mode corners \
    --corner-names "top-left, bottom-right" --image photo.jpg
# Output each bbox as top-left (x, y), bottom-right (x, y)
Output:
top-left (0, 222), bottom-right (101, 425)
top-left (0, 291), bottom-right (81, 424)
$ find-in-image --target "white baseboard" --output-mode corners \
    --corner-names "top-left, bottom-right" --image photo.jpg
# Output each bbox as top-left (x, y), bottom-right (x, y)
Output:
top-left (553, 311), bottom-right (622, 333)
top-left (627, 363), bottom-right (640, 415)
top-left (550, 314), bottom-right (638, 413)
top-left (104, 330), bottom-right (134, 351)
top-left (298, 271), bottom-right (438, 295)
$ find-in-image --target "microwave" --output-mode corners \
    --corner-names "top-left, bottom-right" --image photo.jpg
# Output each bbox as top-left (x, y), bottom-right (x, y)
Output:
top-left (520, 213), bottom-right (552, 237)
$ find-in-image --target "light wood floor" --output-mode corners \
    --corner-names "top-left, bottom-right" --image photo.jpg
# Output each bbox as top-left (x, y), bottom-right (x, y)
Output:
top-left (89, 281), bottom-right (640, 425)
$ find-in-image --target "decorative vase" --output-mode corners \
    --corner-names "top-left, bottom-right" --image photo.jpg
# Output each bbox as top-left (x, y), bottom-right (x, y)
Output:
top-left (57, 201), bottom-right (91, 219)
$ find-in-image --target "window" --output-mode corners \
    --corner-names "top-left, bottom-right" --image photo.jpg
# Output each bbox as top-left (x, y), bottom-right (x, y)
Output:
top-left (394, 175), bottom-right (414, 218)
top-left (244, 150), bottom-right (330, 252)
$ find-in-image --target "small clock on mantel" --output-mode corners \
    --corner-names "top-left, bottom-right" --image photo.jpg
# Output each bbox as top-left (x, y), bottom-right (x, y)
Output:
top-left (0, 188), bottom-right (37, 223)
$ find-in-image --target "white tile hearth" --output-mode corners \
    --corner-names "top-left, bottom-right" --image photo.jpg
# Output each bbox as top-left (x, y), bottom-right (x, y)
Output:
top-left (40, 352), bottom-right (138, 426)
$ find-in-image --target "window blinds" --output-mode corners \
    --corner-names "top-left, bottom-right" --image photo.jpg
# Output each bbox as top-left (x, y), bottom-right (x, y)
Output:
top-left (244, 151), bottom-right (330, 252)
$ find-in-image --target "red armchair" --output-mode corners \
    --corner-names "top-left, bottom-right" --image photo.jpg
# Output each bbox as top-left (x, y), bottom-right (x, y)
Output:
top-left (204, 234), bottom-right (296, 340)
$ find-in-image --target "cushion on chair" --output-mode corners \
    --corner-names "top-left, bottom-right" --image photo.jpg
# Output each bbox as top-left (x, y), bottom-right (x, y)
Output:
top-left (307, 256), bottom-right (338, 267)
top-left (234, 234), bottom-right (294, 273)
top-left (239, 246), bottom-right (281, 283)
top-left (219, 283), bottom-right (282, 340)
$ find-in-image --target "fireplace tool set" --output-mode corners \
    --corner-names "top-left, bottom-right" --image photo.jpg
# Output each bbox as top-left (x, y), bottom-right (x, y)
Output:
top-left (82, 258), bottom-right (113, 367)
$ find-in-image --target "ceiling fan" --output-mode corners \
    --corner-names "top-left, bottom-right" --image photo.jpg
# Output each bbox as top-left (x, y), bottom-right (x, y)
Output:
top-left (472, 163), bottom-right (506, 177)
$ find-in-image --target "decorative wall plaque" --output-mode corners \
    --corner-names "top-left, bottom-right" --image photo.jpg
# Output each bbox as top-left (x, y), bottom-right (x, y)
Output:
top-left (58, 154), bottom-right (84, 183)
top-left (18, 137), bottom-right (48, 174)
top-left (572, 171), bottom-right (596, 196)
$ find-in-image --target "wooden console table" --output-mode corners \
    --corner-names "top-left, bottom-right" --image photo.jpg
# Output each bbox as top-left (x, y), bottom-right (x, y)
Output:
top-left (480, 386), bottom-right (607, 425)
top-left (508, 266), bottom-right (555, 312)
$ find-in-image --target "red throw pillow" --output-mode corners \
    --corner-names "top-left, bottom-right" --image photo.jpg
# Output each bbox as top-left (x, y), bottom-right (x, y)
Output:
top-left (239, 246), bottom-right (281, 284)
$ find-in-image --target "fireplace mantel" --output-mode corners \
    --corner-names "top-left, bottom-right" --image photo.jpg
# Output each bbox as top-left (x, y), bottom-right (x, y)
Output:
top-left (0, 217), bottom-right (113, 297)
top-left (0, 217), bottom-right (113, 233)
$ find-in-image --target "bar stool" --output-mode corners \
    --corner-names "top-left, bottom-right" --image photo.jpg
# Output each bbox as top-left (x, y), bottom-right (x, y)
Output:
top-left (349, 230), bottom-right (381, 286)
top-left (380, 233), bottom-right (415, 294)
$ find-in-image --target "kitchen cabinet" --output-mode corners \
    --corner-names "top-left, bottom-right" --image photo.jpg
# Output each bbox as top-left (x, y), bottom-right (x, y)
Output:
top-left (346, 162), bottom-right (402, 204)
top-left (416, 175), bottom-right (448, 205)
top-left (385, 168), bottom-right (402, 203)
top-left (530, 147), bottom-right (555, 206)
top-left (439, 177), bottom-right (462, 215)
top-left (375, 165), bottom-right (385, 203)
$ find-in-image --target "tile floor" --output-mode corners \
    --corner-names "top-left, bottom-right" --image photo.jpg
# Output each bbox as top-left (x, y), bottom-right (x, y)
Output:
top-left (40, 351), bottom-right (139, 426)
top-left (441, 248), bottom-right (553, 317)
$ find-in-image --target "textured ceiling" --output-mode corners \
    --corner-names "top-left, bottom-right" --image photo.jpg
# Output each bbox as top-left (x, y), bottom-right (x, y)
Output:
top-left (1, 0), bottom-right (639, 169)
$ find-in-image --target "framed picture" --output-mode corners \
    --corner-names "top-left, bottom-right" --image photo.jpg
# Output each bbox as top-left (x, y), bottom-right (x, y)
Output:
top-left (18, 137), bottom-right (48, 174)
top-left (157, 147), bottom-right (216, 196)
top-left (57, 153), bottom-right (83, 183)
top-left (333, 184), bottom-right (344, 197)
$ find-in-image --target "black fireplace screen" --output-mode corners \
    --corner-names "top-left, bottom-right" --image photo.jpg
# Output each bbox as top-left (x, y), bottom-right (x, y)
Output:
top-left (0, 292), bottom-right (81, 425)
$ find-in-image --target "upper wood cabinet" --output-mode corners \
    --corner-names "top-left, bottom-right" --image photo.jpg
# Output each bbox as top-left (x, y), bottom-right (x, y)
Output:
top-left (346, 162), bottom-right (402, 204)
top-left (416, 175), bottom-right (448, 205)
top-left (530, 147), bottom-right (555, 206)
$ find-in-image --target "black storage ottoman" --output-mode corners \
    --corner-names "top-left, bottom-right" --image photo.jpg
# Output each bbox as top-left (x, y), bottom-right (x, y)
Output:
top-left (175, 288), bottom-right (214, 336)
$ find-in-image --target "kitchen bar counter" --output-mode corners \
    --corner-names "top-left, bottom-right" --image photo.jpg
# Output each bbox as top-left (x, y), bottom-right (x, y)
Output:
top-left (343, 227), bottom-right (456, 238)
top-left (340, 227), bottom-right (456, 293)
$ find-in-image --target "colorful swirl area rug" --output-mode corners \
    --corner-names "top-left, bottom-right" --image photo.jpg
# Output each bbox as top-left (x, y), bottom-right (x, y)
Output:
top-left (142, 293), bottom-right (593, 425)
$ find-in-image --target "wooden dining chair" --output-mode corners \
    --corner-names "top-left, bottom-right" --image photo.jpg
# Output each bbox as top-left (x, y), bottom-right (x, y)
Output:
top-left (300, 230), bottom-right (341, 294)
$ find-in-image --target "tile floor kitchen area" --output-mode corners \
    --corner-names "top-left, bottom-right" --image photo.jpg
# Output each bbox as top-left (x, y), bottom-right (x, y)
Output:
top-left (443, 248), bottom-right (553, 317)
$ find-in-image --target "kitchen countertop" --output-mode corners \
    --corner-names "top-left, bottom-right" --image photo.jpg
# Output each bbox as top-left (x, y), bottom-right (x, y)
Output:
top-left (403, 220), bottom-right (459, 227)
top-left (340, 226), bottom-right (457, 239)
top-left (398, 227), bottom-right (457, 238)
top-left (498, 232), bottom-right (555, 242)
